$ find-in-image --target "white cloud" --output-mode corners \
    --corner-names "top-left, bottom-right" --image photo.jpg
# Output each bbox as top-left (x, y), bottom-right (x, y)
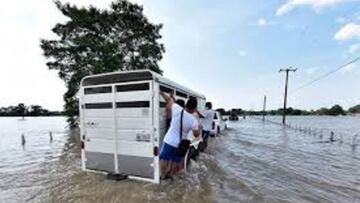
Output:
top-left (334, 23), bottom-right (360, 41)
top-left (255, 18), bottom-right (277, 27)
top-left (237, 49), bottom-right (247, 56)
top-left (276, 0), bottom-right (351, 16)
top-left (349, 43), bottom-right (360, 54)
top-left (258, 18), bottom-right (267, 26)
top-left (277, 3), bottom-right (295, 16)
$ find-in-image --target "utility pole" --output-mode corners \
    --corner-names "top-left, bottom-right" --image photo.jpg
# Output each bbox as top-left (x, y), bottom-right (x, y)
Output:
top-left (279, 67), bottom-right (297, 125)
top-left (262, 95), bottom-right (266, 122)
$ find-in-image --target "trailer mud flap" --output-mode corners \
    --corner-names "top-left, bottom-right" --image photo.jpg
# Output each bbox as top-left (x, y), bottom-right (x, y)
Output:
top-left (86, 152), bottom-right (115, 172)
top-left (117, 155), bottom-right (154, 179)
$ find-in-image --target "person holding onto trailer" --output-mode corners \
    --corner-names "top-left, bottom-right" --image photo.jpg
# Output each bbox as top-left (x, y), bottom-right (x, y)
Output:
top-left (165, 91), bottom-right (185, 130)
top-left (196, 102), bottom-right (214, 151)
top-left (159, 91), bottom-right (200, 179)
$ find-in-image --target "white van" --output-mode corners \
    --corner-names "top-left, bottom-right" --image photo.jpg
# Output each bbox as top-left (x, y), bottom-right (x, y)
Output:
top-left (79, 70), bottom-right (206, 183)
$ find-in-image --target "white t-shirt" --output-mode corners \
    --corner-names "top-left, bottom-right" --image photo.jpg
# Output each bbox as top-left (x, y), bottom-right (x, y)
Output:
top-left (163, 103), bottom-right (199, 147)
top-left (202, 109), bottom-right (215, 131)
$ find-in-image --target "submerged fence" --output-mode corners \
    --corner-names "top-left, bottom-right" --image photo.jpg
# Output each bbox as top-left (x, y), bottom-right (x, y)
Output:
top-left (251, 116), bottom-right (360, 149)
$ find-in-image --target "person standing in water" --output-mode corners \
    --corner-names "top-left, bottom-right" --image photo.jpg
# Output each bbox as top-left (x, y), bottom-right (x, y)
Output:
top-left (197, 102), bottom-right (214, 151)
top-left (159, 92), bottom-right (200, 179)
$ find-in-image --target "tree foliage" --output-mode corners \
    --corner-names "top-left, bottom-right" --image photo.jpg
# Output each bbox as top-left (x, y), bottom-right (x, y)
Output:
top-left (40, 0), bottom-right (165, 127)
top-left (16, 103), bottom-right (26, 118)
top-left (348, 104), bottom-right (360, 114)
top-left (315, 107), bottom-right (330, 115)
top-left (0, 104), bottom-right (62, 117)
top-left (216, 108), bottom-right (226, 115)
top-left (327, 104), bottom-right (346, 116)
top-left (222, 104), bottom-right (355, 116)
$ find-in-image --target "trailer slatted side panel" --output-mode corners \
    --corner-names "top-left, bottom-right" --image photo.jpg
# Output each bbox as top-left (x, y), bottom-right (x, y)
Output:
top-left (114, 81), bottom-right (154, 179)
top-left (82, 85), bottom-right (116, 172)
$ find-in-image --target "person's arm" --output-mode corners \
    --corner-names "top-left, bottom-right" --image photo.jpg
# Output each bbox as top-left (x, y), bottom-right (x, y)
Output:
top-left (192, 129), bottom-right (200, 138)
top-left (160, 91), bottom-right (175, 114)
top-left (191, 118), bottom-right (201, 138)
top-left (169, 90), bottom-right (176, 101)
top-left (196, 109), bottom-right (205, 118)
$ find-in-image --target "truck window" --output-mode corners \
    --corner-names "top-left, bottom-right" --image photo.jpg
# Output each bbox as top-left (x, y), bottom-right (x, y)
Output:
top-left (189, 95), bottom-right (196, 101)
top-left (84, 86), bottom-right (112, 94)
top-left (160, 85), bottom-right (173, 93)
top-left (176, 90), bottom-right (188, 98)
top-left (159, 102), bottom-right (167, 108)
top-left (116, 83), bottom-right (149, 92)
top-left (85, 102), bottom-right (113, 109)
top-left (116, 101), bottom-right (150, 108)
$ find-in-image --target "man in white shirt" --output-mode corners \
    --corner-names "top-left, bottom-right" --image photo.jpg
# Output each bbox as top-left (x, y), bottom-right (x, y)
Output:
top-left (159, 92), bottom-right (200, 179)
top-left (198, 102), bottom-right (214, 151)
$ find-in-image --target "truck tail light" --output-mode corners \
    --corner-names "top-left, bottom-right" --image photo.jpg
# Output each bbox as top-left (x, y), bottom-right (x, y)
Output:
top-left (212, 121), bottom-right (215, 129)
top-left (81, 135), bottom-right (85, 149)
top-left (153, 146), bottom-right (159, 156)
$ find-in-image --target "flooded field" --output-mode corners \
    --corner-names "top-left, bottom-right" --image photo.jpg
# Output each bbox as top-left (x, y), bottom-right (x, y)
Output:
top-left (0, 116), bottom-right (359, 203)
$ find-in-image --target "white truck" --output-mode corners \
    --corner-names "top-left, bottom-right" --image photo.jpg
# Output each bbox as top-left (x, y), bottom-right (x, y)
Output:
top-left (79, 70), bottom-right (206, 183)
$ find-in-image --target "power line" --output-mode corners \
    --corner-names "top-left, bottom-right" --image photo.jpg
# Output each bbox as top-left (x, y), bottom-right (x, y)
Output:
top-left (290, 56), bottom-right (360, 94)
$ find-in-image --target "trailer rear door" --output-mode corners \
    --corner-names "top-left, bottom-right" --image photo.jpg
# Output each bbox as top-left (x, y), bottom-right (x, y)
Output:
top-left (114, 81), bottom-right (158, 182)
top-left (82, 85), bottom-right (117, 173)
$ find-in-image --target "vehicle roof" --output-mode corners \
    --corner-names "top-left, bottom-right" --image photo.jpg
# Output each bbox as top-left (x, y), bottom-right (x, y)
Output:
top-left (81, 70), bottom-right (206, 99)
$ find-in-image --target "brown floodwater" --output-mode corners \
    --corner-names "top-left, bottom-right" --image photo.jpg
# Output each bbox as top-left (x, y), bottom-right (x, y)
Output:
top-left (0, 116), bottom-right (359, 203)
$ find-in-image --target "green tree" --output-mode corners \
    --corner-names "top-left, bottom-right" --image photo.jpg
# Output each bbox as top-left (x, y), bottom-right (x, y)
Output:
top-left (15, 103), bottom-right (27, 119)
top-left (348, 104), bottom-right (360, 114)
top-left (233, 108), bottom-right (243, 115)
top-left (29, 105), bottom-right (43, 116)
top-left (291, 109), bottom-right (303, 115)
top-left (316, 107), bottom-right (329, 115)
top-left (328, 104), bottom-right (346, 116)
top-left (40, 0), bottom-right (165, 127)
top-left (216, 108), bottom-right (226, 115)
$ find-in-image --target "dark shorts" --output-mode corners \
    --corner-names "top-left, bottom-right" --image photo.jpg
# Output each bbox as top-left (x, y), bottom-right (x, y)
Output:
top-left (160, 143), bottom-right (182, 163)
top-left (202, 130), bottom-right (210, 140)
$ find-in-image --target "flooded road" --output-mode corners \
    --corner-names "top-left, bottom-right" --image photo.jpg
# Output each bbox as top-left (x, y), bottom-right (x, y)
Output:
top-left (0, 116), bottom-right (359, 203)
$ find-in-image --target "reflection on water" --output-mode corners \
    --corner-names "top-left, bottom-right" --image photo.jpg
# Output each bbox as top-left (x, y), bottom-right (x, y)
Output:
top-left (0, 116), bottom-right (359, 203)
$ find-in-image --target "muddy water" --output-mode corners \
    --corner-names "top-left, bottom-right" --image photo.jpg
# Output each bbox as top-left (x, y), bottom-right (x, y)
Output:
top-left (0, 116), bottom-right (359, 203)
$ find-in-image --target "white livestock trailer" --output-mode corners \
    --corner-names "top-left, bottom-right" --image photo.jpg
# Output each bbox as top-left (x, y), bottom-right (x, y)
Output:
top-left (79, 70), bottom-right (206, 183)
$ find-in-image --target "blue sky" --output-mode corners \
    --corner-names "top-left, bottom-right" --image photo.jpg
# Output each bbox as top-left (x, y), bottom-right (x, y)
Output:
top-left (0, 0), bottom-right (359, 111)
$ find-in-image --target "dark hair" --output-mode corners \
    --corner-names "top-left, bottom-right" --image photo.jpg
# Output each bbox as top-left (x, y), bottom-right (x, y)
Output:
top-left (176, 99), bottom-right (185, 108)
top-left (186, 97), bottom-right (197, 110)
top-left (205, 102), bottom-right (212, 109)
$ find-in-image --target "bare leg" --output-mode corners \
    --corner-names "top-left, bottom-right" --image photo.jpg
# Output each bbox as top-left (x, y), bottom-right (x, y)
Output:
top-left (160, 160), bottom-right (173, 179)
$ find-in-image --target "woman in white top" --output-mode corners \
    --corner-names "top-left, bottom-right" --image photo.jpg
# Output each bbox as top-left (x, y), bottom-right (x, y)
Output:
top-left (159, 92), bottom-right (200, 179)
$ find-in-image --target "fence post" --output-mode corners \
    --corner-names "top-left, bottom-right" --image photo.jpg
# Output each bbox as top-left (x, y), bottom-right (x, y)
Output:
top-left (49, 131), bottom-right (53, 142)
top-left (21, 134), bottom-right (26, 145)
